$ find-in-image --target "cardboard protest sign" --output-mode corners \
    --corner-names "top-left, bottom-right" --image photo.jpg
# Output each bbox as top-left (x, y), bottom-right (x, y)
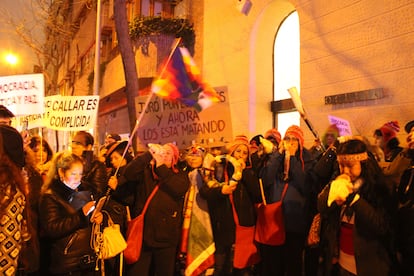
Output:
top-left (14, 114), bottom-right (44, 131)
top-left (43, 95), bottom-right (99, 131)
top-left (328, 115), bottom-right (352, 136)
top-left (0, 74), bottom-right (44, 116)
top-left (135, 86), bottom-right (233, 151)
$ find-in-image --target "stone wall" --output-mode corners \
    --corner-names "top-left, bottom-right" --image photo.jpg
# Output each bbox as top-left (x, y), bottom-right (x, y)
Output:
top-left (200, 0), bottom-right (414, 146)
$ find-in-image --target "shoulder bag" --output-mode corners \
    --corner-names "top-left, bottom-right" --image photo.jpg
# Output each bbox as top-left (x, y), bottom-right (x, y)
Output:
top-left (230, 194), bottom-right (261, 269)
top-left (99, 210), bottom-right (127, 259)
top-left (124, 185), bottom-right (159, 264)
top-left (254, 180), bottom-right (288, 245)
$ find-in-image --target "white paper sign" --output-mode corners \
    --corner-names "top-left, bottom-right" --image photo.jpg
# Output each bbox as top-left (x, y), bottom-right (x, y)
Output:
top-left (43, 95), bottom-right (99, 131)
top-left (0, 74), bottom-right (45, 116)
top-left (135, 86), bottom-right (233, 151)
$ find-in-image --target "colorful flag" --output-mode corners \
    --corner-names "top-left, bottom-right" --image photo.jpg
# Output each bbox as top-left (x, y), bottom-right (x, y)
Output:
top-left (151, 46), bottom-right (220, 112)
top-left (180, 169), bottom-right (215, 276)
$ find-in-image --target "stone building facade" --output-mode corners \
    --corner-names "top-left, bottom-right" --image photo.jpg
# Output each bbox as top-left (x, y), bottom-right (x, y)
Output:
top-left (54, 0), bottom-right (414, 149)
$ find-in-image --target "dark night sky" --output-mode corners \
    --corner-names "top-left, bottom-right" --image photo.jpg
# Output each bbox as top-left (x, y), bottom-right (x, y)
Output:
top-left (0, 0), bottom-right (41, 76)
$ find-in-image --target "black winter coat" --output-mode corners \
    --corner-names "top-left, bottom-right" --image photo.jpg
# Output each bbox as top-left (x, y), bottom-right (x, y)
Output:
top-left (199, 162), bottom-right (261, 249)
top-left (318, 176), bottom-right (397, 276)
top-left (261, 148), bottom-right (315, 234)
top-left (39, 180), bottom-right (97, 274)
top-left (116, 151), bottom-right (190, 248)
top-left (83, 158), bottom-right (108, 197)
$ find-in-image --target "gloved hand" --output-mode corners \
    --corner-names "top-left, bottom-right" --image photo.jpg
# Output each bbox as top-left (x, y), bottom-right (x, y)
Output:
top-left (148, 143), bottom-right (165, 167)
top-left (226, 155), bottom-right (243, 180)
top-left (148, 143), bottom-right (163, 155)
top-left (260, 137), bottom-right (275, 154)
top-left (221, 180), bottom-right (237, 195)
top-left (327, 174), bottom-right (353, 207)
top-left (108, 175), bottom-right (118, 190)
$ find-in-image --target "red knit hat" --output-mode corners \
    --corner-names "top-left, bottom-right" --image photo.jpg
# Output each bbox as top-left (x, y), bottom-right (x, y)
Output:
top-left (264, 128), bottom-right (282, 145)
top-left (284, 125), bottom-right (304, 148)
top-left (227, 135), bottom-right (250, 155)
top-left (378, 121), bottom-right (400, 144)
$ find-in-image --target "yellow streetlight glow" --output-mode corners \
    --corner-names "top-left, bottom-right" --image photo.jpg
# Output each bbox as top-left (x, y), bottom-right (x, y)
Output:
top-left (5, 53), bottom-right (18, 66)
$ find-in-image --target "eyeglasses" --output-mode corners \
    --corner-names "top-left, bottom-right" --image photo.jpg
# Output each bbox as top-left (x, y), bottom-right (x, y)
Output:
top-left (71, 141), bottom-right (85, 146)
top-left (284, 136), bottom-right (298, 142)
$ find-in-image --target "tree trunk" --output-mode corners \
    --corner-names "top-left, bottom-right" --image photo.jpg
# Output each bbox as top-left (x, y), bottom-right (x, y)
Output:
top-left (113, 0), bottom-right (139, 152)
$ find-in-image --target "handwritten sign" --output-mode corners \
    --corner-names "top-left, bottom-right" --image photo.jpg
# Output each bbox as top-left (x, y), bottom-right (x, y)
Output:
top-left (135, 86), bottom-right (233, 151)
top-left (328, 115), bottom-right (352, 136)
top-left (0, 74), bottom-right (44, 116)
top-left (42, 95), bottom-right (100, 131)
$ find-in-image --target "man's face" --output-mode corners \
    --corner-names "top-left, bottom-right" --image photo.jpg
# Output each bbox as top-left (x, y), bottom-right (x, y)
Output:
top-left (71, 134), bottom-right (88, 157)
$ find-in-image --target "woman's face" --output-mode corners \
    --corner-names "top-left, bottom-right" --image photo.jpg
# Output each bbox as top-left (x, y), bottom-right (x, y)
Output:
top-left (110, 151), bottom-right (127, 168)
top-left (232, 144), bottom-right (249, 162)
top-left (325, 133), bottom-right (336, 147)
top-left (161, 145), bottom-right (174, 168)
top-left (210, 147), bottom-right (222, 157)
top-left (34, 145), bottom-right (48, 164)
top-left (59, 162), bottom-right (83, 190)
top-left (283, 136), bottom-right (299, 155)
top-left (186, 154), bottom-right (203, 169)
top-left (338, 160), bottom-right (362, 182)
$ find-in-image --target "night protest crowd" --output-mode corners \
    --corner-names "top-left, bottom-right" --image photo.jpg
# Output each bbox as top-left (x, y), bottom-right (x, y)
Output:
top-left (1, 103), bottom-right (414, 276)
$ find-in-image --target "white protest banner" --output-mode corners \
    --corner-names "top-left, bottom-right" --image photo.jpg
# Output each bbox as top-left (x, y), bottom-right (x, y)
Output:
top-left (328, 115), bottom-right (352, 136)
top-left (135, 86), bottom-right (233, 151)
top-left (43, 95), bottom-right (99, 131)
top-left (0, 74), bottom-right (45, 116)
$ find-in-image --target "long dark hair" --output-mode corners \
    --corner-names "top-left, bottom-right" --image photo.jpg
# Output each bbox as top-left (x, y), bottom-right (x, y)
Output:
top-left (29, 135), bottom-right (54, 163)
top-left (0, 131), bottom-right (27, 218)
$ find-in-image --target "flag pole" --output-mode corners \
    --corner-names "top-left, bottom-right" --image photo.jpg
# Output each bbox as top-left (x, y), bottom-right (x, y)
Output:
top-left (109, 38), bottom-right (184, 184)
top-left (157, 37), bottom-right (182, 79)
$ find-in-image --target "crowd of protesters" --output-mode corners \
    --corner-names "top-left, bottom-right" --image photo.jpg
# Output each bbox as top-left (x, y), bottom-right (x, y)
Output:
top-left (1, 103), bottom-right (414, 276)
